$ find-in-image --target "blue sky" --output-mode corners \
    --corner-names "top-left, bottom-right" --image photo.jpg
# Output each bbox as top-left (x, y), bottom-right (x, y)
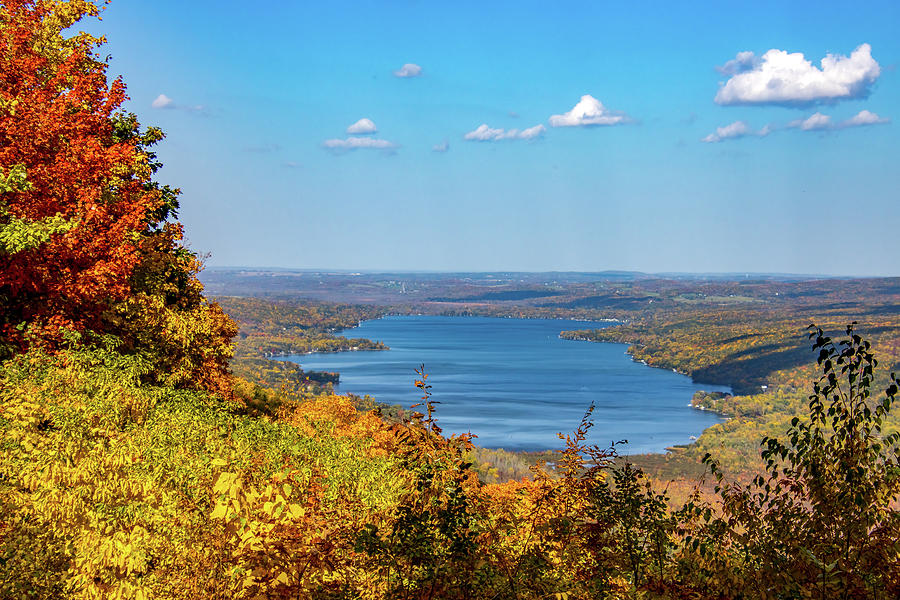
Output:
top-left (90, 0), bottom-right (899, 275)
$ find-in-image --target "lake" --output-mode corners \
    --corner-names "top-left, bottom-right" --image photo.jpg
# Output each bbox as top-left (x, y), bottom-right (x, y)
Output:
top-left (281, 316), bottom-right (729, 453)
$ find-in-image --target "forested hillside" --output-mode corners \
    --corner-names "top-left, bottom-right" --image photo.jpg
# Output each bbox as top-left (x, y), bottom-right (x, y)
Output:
top-left (562, 303), bottom-right (900, 471)
top-left (219, 297), bottom-right (387, 400)
top-left (3, 2), bottom-right (900, 599)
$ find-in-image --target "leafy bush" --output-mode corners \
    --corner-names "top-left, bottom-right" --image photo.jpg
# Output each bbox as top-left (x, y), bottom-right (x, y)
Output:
top-left (680, 323), bottom-right (900, 598)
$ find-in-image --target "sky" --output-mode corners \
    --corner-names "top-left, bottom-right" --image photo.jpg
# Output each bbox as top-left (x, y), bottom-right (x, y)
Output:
top-left (88, 0), bottom-right (900, 275)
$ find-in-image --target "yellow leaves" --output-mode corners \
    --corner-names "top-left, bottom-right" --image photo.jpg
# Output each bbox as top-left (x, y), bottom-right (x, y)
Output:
top-left (288, 503), bottom-right (305, 519)
top-left (213, 471), bottom-right (239, 496)
top-left (229, 480), bottom-right (242, 500)
top-left (0, 95), bottom-right (21, 116)
top-left (0, 342), bottom-right (501, 597)
top-left (275, 571), bottom-right (291, 585)
top-left (0, 362), bottom-right (175, 596)
top-left (210, 502), bottom-right (228, 520)
top-left (111, 291), bottom-right (236, 395)
top-left (209, 467), bottom-right (338, 598)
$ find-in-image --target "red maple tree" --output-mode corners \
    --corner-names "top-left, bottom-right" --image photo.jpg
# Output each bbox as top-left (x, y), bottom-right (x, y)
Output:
top-left (0, 0), bottom-right (161, 346)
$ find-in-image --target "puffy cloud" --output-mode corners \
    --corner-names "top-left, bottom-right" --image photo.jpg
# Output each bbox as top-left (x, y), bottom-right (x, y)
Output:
top-left (789, 112), bottom-right (832, 131)
top-left (548, 95), bottom-right (630, 127)
top-left (151, 94), bottom-right (174, 109)
top-left (463, 123), bottom-right (546, 141)
top-left (464, 124), bottom-right (503, 140)
top-left (843, 109), bottom-right (889, 127)
top-left (715, 44), bottom-right (881, 106)
top-left (346, 118), bottom-right (377, 134)
top-left (321, 137), bottom-right (398, 152)
top-left (715, 51), bottom-right (759, 75)
top-left (432, 140), bottom-right (449, 153)
top-left (393, 63), bottom-right (423, 78)
top-left (701, 120), bottom-right (771, 143)
top-left (788, 109), bottom-right (890, 131)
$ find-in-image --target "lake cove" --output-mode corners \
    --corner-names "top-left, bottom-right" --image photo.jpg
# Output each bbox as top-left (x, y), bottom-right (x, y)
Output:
top-left (281, 316), bottom-right (729, 453)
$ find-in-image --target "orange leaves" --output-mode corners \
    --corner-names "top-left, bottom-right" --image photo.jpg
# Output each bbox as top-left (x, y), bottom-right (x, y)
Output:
top-left (0, 0), bottom-right (157, 345)
top-left (0, 1), bottom-right (237, 398)
top-left (281, 394), bottom-right (401, 457)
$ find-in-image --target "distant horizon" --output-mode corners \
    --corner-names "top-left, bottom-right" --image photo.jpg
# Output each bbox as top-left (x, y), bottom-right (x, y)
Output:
top-left (202, 265), bottom-right (897, 279)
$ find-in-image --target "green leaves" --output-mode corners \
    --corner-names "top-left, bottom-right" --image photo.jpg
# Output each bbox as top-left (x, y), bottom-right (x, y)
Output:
top-left (0, 164), bottom-right (75, 255)
top-left (0, 211), bottom-right (78, 255)
top-left (689, 324), bottom-right (900, 597)
top-left (0, 164), bottom-right (32, 195)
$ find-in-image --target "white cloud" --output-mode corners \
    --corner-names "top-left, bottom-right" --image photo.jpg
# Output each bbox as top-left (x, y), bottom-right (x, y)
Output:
top-left (789, 112), bottom-right (832, 131)
top-left (346, 118), bottom-right (377, 134)
top-left (843, 109), bottom-right (889, 127)
top-left (701, 121), bottom-right (749, 143)
top-left (518, 124), bottom-right (546, 139)
top-left (787, 109), bottom-right (890, 132)
top-left (701, 120), bottom-right (771, 143)
top-left (151, 93), bottom-right (206, 114)
top-left (151, 94), bottom-right (174, 109)
top-left (715, 44), bottom-right (881, 106)
top-left (393, 63), bottom-right (423, 78)
top-left (716, 51), bottom-right (759, 75)
top-left (548, 95), bottom-right (630, 127)
top-left (432, 140), bottom-right (449, 153)
top-left (321, 137), bottom-right (398, 152)
top-left (463, 123), bottom-right (546, 141)
top-left (703, 109), bottom-right (888, 142)
top-left (464, 124), bottom-right (503, 141)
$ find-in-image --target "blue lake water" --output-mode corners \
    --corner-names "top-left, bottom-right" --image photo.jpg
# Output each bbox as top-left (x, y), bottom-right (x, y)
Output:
top-left (281, 316), bottom-right (729, 453)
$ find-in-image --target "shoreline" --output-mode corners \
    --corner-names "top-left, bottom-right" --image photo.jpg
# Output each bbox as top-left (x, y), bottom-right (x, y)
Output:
top-left (283, 314), bottom-right (729, 458)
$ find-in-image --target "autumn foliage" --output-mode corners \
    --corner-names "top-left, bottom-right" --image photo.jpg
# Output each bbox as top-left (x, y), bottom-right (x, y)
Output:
top-left (4, 3), bottom-right (900, 600)
top-left (0, 0), bottom-right (235, 391)
top-left (1, 0), bottom-right (145, 338)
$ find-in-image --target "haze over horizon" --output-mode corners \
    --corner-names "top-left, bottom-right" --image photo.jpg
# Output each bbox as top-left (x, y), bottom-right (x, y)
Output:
top-left (91, 0), bottom-right (899, 277)
top-left (204, 266), bottom-right (870, 281)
